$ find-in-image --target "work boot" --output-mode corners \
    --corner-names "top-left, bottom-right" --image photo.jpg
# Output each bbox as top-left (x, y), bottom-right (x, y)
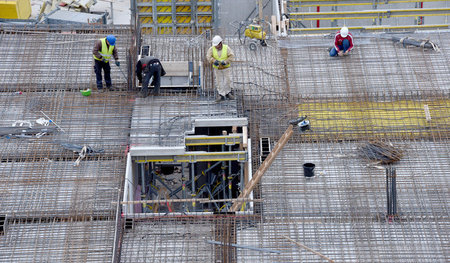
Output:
top-left (98, 88), bottom-right (106, 93)
top-left (215, 95), bottom-right (225, 103)
top-left (107, 86), bottom-right (114, 91)
top-left (139, 90), bottom-right (149, 98)
top-left (327, 47), bottom-right (332, 52)
top-left (226, 93), bottom-right (234, 100)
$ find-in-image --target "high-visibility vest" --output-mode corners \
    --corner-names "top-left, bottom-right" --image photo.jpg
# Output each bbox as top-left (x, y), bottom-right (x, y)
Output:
top-left (212, 45), bottom-right (231, 69)
top-left (93, 38), bottom-right (114, 62)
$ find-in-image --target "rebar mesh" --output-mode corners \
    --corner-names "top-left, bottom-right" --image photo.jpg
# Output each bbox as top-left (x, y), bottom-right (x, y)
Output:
top-left (0, 25), bottom-right (448, 262)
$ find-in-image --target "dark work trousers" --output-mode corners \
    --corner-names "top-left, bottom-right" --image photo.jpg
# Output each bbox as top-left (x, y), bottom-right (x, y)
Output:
top-left (94, 60), bottom-right (112, 89)
top-left (142, 63), bottom-right (161, 95)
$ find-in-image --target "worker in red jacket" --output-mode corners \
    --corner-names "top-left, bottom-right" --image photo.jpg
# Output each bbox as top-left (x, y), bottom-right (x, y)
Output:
top-left (329, 27), bottom-right (353, 57)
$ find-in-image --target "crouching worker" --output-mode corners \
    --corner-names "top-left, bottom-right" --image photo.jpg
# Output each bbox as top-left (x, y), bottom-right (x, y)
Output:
top-left (136, 55), bottom-right (166, 97)
top-left (329, 27), bottom-right (354, 57)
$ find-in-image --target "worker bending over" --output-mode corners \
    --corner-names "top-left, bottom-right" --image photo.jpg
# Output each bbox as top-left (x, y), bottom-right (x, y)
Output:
top-left (207, 35), bottom-right (235, 102)
top-left (93, 35), bottom-right (120, 91)
top-left (329, 27), bottom-right (354, 57)
top-left (136, 55), bottom-right (166, 98)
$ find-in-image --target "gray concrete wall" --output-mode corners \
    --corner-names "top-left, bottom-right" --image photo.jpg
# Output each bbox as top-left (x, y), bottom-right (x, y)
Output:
top-left (215, 0), bottom-right (273, 35)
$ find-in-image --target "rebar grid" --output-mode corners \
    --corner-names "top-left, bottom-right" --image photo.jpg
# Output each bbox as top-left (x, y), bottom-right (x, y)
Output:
top-left (130, 94), bottom-right (239, 147)
top-left (0, 26), bottom-right (133, 91)
top-left (0, 90), bottom-right (135, 159)
top-left (282, 31), bottom-right (450, 96)
top-left (0, 158), bottom-right (124, 218)
top-left (242, 140), bottom-right (449, 262)
top-left (0, 219), bottom-right (116, 262)
top-left (0, 26), bottom-right (449, 262)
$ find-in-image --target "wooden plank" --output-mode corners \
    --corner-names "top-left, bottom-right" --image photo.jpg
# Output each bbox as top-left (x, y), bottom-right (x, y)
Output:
top-left (230, 125), bottom-right (294, 212)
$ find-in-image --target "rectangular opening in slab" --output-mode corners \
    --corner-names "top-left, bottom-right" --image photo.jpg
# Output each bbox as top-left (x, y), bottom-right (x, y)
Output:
top-left (0, 215), bottom-right (6, 235)
top-left (123, 119), bottom-right (253, 216)
top-left (259, 137), bottom-right (271, 163)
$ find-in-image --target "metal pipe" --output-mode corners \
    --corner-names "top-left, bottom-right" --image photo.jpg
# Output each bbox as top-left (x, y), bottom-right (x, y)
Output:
top-left (206, 240), bottom-right (281, 254)
top-left (386, 168), bottom-right (391, 215)
top-left (140, 163), bottom-right (145, 196)
top-left (182, 163), bottom-right (186, 211)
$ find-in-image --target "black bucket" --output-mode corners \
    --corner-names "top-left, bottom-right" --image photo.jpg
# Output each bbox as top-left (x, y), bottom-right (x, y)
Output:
top-left (303, 163), bottom-right (315, 177)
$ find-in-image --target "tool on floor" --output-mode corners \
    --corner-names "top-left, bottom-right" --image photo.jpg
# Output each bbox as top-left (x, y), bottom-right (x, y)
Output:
top-left (117, 64), bottom-right (128, 81)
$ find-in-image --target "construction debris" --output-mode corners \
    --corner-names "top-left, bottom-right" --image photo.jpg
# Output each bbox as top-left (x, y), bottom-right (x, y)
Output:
top-left (359, 140), bottom-right (404, 164)
top-left (60, 143), bottom-right (105, 155)
top-left (391, 36), bottom-right (440, 51)
top-left (0, 126), bottom-right (57, 139)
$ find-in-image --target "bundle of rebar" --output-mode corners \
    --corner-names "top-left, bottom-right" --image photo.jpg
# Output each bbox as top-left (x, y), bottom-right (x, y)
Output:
top-left (359, 140), bottom-right (404, 164)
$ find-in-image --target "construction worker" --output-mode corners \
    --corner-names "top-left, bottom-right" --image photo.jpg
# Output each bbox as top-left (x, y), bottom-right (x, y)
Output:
top-left (136, 55), bottom-right (166, 97)
top-left (207, 35), bottom-right (235, 102)
top-left (329, 27), bottom-right (354, 57)
top-left (92, 35), bottom-right (119, 91)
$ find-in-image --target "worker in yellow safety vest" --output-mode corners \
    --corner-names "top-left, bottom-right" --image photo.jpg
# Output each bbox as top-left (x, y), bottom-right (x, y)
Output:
top-left (92, 35), bottom-right (120, 92)
top-left (207, 35), bottom-right (235, 102)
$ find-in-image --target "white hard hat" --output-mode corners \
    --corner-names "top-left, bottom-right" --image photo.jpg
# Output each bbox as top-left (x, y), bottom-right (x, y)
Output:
top-left (212, 35), bottom-right (223, 46)
top-left (340, 27), bottom-right (349, 37)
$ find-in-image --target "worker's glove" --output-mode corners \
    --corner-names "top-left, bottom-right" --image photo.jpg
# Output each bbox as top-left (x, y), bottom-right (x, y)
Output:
top-left (115, 61), bottom-right (120, 67)
top-left (213, 60), bottom-right (220, 67)
top-left (338, 51), bottom-right (344, 57)
top-left (101, 58), bottom-right (107, 63)
top-left (344, 50), bottom-right (349, 56)
top-left (220, 61), bottom-right (227, 66)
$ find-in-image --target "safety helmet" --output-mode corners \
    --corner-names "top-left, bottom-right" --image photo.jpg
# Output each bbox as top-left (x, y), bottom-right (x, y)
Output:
top-left (106, 35), bottom-right (116, 46)
top-left (81, 89), bottom-right (91, 96)
top-left (212, 35), bottom-right (223, 46)
top-left (340, 27), bottom-right (349, 38)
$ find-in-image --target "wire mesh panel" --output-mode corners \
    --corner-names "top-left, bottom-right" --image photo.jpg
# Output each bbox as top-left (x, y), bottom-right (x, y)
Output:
top-left (0, 91), bottom-right (134, 158)
top-left (0, 25), bottom-right (133, 91)
top-left (0, 159), bottom-right (124, 218)
top-left (130, 95), bottom-right (239, 147)
top-left (281, 31), bottom-right (450, 96)
top-left (0, 220), bottom-right (115, 262)
top-left (0, 26), bottom-right (448, 262)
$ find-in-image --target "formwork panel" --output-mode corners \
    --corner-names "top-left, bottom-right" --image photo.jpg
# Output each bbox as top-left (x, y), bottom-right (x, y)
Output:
top-left (297, 97), bottom-right (450, 140)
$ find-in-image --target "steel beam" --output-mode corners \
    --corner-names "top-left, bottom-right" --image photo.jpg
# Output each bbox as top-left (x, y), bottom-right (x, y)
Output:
top-left (185, 134), bottom-right (243, 146)
top-left (133, 151), bottom-right (248, 163)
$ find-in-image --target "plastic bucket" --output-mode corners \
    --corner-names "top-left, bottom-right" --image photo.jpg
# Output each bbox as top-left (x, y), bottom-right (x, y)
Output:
top-left (303, 163), bottom-right (315, 177)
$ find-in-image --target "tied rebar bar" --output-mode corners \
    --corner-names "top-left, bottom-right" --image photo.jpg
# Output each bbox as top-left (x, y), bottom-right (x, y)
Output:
top-left (386, 166), bottom-right (398, 219)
